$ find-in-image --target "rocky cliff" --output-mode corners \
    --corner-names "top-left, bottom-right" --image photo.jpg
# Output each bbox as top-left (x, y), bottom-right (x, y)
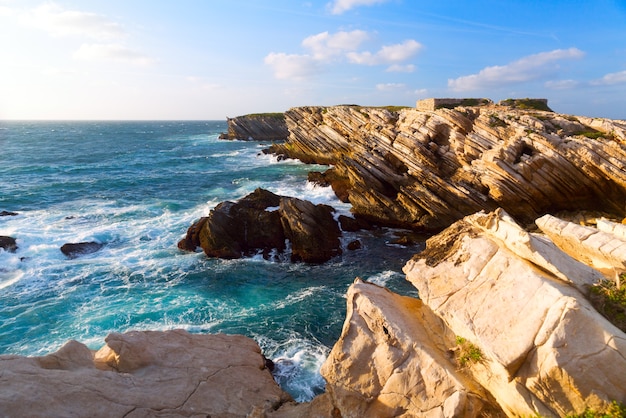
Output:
top-left (268, 105), bottom-right (626, 231)
top-left (300, 210), bottom-right (626, 417)
top-left (220, 113), bottom-right (289, 141)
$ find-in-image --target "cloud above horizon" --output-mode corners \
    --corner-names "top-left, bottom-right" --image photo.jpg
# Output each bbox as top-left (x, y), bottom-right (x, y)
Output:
top-left (265, 31), bottom-right (421, 80)
top-left (19, 2), bottom-right (125, 40)
top-left (73, 43), bottom-right (155, 66)
top-left (448, 47), bottom-right (585, 91)
top-left (328, 0), bottom-right (390, 15)
top-left (591, 70), bottom-right (626, 86)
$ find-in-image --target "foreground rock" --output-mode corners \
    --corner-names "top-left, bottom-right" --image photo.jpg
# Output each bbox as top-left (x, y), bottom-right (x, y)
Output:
top-left (179, 188), bottom-right (341, 263)
top-left (220, 113), bottom-right (288, 141)
top-left (269, 104), bottom-right (626, 230)
top-left (402, 209), bottom-right (626, 416)
top-left (60, 241), bottom-right (104, 258)
top-left (0, 330), bottom-right (291, 417)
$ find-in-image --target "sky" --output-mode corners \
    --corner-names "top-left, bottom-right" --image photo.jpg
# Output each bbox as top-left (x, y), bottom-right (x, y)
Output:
top-left (1, 0), bottom-right (625, 120)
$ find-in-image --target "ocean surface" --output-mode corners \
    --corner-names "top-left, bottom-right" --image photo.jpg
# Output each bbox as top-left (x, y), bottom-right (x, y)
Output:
top-left (0, 120), bottom-right (421, 401)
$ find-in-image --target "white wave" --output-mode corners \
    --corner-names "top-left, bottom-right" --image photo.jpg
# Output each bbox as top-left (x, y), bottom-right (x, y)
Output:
top-left (366, 270), bottom-right (403, 288)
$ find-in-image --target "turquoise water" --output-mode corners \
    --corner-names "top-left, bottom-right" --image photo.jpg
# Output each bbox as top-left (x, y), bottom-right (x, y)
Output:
top-left (0, 121), bottom-right (420, 401)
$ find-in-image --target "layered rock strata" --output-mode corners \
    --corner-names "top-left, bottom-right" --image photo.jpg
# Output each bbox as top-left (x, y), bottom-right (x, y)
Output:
top-left (220, 113), bottom-right (288, 141)
top-left (0, 330), bottom-right (291, 417)
top-left (269, 105), bottom-right (626, 231)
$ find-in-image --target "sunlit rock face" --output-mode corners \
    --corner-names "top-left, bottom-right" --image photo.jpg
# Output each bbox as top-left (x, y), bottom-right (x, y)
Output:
top-left (270, 104), bottom-right (626, 231)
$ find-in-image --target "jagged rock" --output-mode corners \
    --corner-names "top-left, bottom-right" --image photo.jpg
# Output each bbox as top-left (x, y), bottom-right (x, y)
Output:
top-left (270, 105), bottom-right (626, 231)
top-left (0, 236), bottom-right (17, 253)
top-left (279, 197), bottom-right (341, 263)
top-left (60, 241), bottom-right (104, 258)
top-left (536, 214), bottom-right (626, 278)
top-left (403, 209), bottom-right (626, 416)
top-left (0, 330), bottom-right (292, 417)
top-left (222, 113), bottom-right (288, 141)
top-left (319, 279), bottom-right (501, 418)
top-left (177, 216), bottom-right (208, 251)
top-left (180, 188), bottom-right (342, 263)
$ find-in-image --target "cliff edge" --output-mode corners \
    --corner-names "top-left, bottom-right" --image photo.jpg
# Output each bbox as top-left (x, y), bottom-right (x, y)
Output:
top-left (220, 113), bottom-right (288, 141)
top-left (268, 104), bottom-right (626, 230)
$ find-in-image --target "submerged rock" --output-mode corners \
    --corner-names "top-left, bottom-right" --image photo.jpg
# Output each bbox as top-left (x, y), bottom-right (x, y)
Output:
top-left (0, 236), bottom-right (18, 253)
top-left (0, 210), bottom-right (18, 217)
top-left (60, 241), bottom-right (104, 258)
top-left (0, 330), bottom-right (291, 417)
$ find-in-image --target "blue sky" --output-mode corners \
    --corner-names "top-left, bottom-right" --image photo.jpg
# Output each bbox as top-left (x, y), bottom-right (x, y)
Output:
top-left (1, 0), bottom-right (625, 120)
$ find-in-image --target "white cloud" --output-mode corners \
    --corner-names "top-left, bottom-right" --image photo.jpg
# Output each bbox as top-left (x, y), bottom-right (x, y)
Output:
top-left (545, 79), bottom-right (580, 90)
top-left (186, 76), bottom-right (221, 91)
top-left (347, 39), bottom-right (422, 71)
top-left (19, 2), bottom-right (125, 40)
top-left (328, 0), bottom-right (390, 15)
top-left (302, 30), bottom-right (369, 60)
top-left (386, 64), bottom-right (415, 73)
top-left (448, 47), bottom-right (585, 91)
top-left (591, 70), bottom-right (626, 85)
top-left (376, 82), bottom-right (406, 91)
top-left (73, 43), bottom-right (155, 66)
top-left (264, 52), bottom-right (319, 80)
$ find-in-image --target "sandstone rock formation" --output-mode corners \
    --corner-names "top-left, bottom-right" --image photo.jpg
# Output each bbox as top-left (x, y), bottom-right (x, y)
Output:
top-left (400, 209), bottom-right (626, 416)
top-left (60, 241), bottom-right (105, 258)
top-left (268, 104), bottom-right (626, 231)
top-left (0, 329), bottom-right (292, 417)
top-left (179, 188), bottom-right (342, 263)
top-left (220, 113), bottom-right (288, 141)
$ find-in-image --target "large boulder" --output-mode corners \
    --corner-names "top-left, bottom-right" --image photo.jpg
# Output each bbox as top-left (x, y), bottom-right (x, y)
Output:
top-left (0, 330), bottom-right (292, 417)
top-left (279, 197), bottom-right (341, 263)
top-left (179, 188), bottom-right (342, 263)
top-left (319, 279), bottom-right (501, 418)
top-left (403, 209), bottom-right (626, 416)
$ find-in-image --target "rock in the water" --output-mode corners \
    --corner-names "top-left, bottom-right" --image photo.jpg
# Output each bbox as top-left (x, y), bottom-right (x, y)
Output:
top-left (0, 210), bottom-right (18, 216)
top-left (60, 241), bottom-right (104, 258)
top-left (0, 330), bottom-right (292, 417)
top-left (222, 113), bottom-right (288, 141)
top-left (0, 236), bottom-right (18, 253)
top-left (279, 197), bottom-right (342, 263)
top-left (181, 188), bottom-right (342, 263)
top-left (403, 209), bottom-right (626, 416)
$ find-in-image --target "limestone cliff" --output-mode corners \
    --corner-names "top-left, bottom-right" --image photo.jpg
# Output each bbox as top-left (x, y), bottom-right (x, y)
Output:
top-left (301, 210), bottom-right (626, 417)
top-left (221, 113), bottom-right (288, 141)
top-left (269, 105), bottom-right (626, 231)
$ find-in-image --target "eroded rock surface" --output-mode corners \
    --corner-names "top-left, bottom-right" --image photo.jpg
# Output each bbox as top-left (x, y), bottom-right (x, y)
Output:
top-left (179, 188), bottom-right (342, 263)
top-left (0, 330), bottom-right (291, 417)
top-left (403, 209), bottom-right (626, 416)
top-left (221, 113), bottom-right (288, 141)
top-left (269, 105), bottom-right (626, 230)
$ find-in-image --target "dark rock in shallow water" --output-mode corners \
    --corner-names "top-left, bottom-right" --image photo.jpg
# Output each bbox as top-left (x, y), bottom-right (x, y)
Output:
top-left (0, 210), bottom-right (18, 217)
top-left (0, 236), bottom-right (18, 253)
top-left (60, 242), bottom-right (104, 259)
top-left (347, 239), bottom-right (362, 251)
top-left (181, 188), bottom-right (342, 263)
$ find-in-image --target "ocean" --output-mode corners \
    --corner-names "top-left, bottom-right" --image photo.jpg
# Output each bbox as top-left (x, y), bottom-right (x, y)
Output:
top-left (0, 120), bottom-right (420, 401)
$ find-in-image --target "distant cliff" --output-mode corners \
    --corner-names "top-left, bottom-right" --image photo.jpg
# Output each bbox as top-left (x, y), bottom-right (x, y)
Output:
top-left (220, 113), bottom-right (288, 141)
top-left (268, 104), bottom-right (626, 231)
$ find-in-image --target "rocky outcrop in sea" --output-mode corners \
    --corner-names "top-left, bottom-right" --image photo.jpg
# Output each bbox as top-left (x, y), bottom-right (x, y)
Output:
top-left (219, 113), bottom-right (288, 141)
